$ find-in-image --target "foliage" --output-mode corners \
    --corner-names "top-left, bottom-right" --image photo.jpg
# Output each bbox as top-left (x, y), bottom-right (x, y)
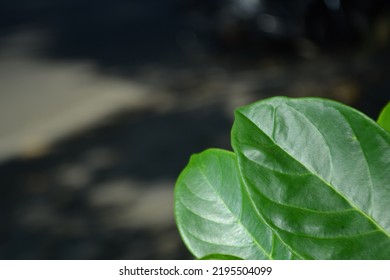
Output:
top-left (174, 97), bottom-right (390, 260)
top-left (378, 102), bottom-right (390, 133)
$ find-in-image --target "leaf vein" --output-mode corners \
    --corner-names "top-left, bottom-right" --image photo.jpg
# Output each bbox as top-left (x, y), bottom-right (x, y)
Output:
top-left (238, 111), bottom-right (390, 238)
top-left (178, 199), bottom-right (234, 225)
top-left (195, 156), bottom-right (274, 259)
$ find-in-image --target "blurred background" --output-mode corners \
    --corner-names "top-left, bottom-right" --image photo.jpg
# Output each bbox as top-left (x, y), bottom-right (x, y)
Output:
top-left (0, 0), bottom-right (389, 259)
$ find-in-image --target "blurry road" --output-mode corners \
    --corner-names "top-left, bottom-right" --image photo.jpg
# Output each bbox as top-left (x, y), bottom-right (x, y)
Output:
top-left (0, 31), bottom-right (157, 160)
top-left (0, 30), bottom-right (205, 259)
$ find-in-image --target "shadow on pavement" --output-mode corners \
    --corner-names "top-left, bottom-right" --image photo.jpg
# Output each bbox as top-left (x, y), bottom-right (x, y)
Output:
top-left (0, 104), bottom-right (232, 259)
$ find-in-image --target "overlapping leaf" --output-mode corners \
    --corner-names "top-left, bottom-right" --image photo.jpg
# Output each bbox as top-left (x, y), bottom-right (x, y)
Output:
top-left (175, 97), bottom-right (390, 259)
top-left (174, 149), bottom-right (299, 259)
top-left (232, 97), bottom-right (390, 259)
top-left (378, 102), bottom-right (390, 133)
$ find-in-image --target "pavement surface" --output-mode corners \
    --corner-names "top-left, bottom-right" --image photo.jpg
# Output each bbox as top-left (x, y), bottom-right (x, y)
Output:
top-left (0, 31), bottom-right (157, 160)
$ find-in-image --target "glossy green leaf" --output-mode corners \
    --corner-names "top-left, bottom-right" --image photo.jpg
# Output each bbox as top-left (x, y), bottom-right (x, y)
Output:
top-left (174, 149), bottom-right (299, 260)
top-left (378, 102), bottom-right (390, 133)
top-left (232, 97), bottom-right (390, 259)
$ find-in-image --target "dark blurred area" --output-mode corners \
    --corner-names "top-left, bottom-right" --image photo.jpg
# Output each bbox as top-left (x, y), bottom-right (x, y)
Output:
top-left (179, 0), bottom-right (389, 50)
top-left (0, 0), bottom-right (389, 259)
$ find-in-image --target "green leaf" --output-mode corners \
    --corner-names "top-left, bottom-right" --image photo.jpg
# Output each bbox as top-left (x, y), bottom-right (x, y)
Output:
top-left (174, 148), bottom-right (299, 260)
top-left (378, 102), bottom-right (390, 133)
top-left (232, 97), bottom-right (390, 259)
